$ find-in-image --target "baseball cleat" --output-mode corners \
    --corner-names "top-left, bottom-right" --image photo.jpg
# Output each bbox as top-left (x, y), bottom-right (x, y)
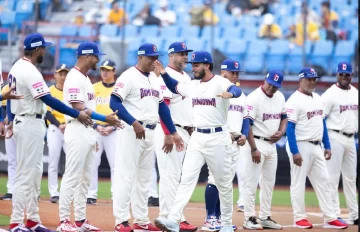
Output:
top-left (1, 193), bottom-right (12, 200)
top-left (50, 196), bottom-right (59, 204)
top-left (258, 217), bottom-right (282, 230)
top-left (179, 221), bottom-right (197, 232)
top-left (154, 217), bottom-right (179, 232)
top-left (27, 223), bottom-right (56, 232)
top-left (9, 224), bottom-right (31, 232)
top-left (201, 215), bottom-right (221, 231)
top-left (236, 206), bottom-right (244, 212)
top-left (75, 219), bottom-right (103, 232)
top-left (243, 217), bottom-right (263, 230)
top-left (323, 219), bottom-right (348, 229)
top-left (216, 216), bottom-right (237, 231)
top-left (86, 198), bottom-right (97, 205)
top-left (337, 217), bottom-right (347, 225)
top-left (57, 219), bottom-right (77, 232)
top-left (148, 197), bottom-right (159, 207)
top-left (133, 223), bottom-right (161, 232)
top-left (294, 219), bottom-right (312, 229)
top-left (114, 221), bottom-right (133, 232)
top-left (219, 226), bottom-right (232, 232)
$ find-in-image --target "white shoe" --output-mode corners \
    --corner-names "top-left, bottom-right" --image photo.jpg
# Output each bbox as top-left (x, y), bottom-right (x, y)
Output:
top-left (74, 220), bottom-right (103, 232)
top-left (243, 217), bottom-right (263, 230)
top-left (258, 217), bottom-right (281, 230)
top-left (219, 226), bottom-right (233, 232)
top-left (201, 215), bottom-right (221, 231)
top-left (154, 217), bottom-right (179, 232)
top-left (57, 220), bottom-right (77, 232)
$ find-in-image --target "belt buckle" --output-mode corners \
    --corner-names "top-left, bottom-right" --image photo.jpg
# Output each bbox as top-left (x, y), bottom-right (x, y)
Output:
top-left (260, 137), bottom-right (265, 141)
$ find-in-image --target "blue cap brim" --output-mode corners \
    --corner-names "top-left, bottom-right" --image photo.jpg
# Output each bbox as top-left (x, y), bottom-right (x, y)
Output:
top-left (266, 79), bottom-right (282, 88)
top-left (44, 41), bottom-right (53, 47)
top-left (171, 49), bottom-right (194, 53)
top-left (95, 52), bottom-right (106, 56)
top-left (222, 68), bottom-right (245, 72)
top-left (337, 70), bottom-right (352, 74)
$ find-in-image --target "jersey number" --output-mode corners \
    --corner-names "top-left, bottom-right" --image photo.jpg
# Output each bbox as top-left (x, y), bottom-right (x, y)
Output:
top-left (8, 74), bottom-right (17, 93)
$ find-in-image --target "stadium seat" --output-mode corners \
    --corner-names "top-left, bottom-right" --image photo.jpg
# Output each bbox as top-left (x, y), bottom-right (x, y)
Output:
top-left (221, 26), bottom-right (242, 39)
top-left (287, 42), bottom-right (312, 74)
top-left (241, 27), bottom-right (258, 41)
top-left (244, 40), bottom-right (268, 73)
top-left (350, 29), bottom-right (358, 41)
top-left (331, 40), bottom-right (356, 74)
top-left (184, 37), bottom-right (207, 51)
top-left (140, 25), bottom-right (160, 37)
top-left (0, 0), bottom-right (16, 11)
top-left (60, 25), bottom-right (78, 37)
top-left (180, 26), bottom-right (200, 38)
top-left (200, 26), bottom-right (222, 39)
top-left (59, 48), bottom-right (77, 67)
top-left (265, 40), bottom-right (290, 72)
top-left (310, 40), bottom-right (334, 71)
top-left (0, 11), bottom-right (15, 28)
top-left (118, 25), bottom-right (140, 39)
top-left (126, 39), bottom-right (143, 66)
top-left (160, 26), bottom-right (180, 38)
top-left (15, 0), bottom-right (34, 12)
top-left (219, 15), bottom-right (237, 27)
top-left (78, 25), bottom-right (96, 37)
top-left (99, 24), bottom-right (118, 37)
top-left (224, 40), bottom-right (247, 64)
top-left (213, 39), bottom-right (228, 52)
top-left (237, 15), bottom-right (257, 28)
top-left (15, 12), bottom-right (32, 30)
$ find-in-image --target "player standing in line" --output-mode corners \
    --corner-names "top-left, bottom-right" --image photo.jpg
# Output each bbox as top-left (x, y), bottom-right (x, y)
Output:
top-left (153, 42), bottom-right (197, 232)
top-left (6, 33), bottom-right (93, 232)
top-left (46, 64), bottom-right (69, 204)
top-left (148, 158), bottom-right (159, 207)
top-left (57, 42), bottom-right (122, 232)
top-left (87, 59), bottom-right (118, 205)
top-left (154, 51), bottom-right (242, 232)
top-left (242, 70), bottom-right (286, 230)
top-left (109, 42), bottom-right (184, 232)
top-left (321, 62), bottom-right (358, 225)
top-left (285, 68), bottom-right (348, 229)
top-left (202, 59), bottom-right (249, 231)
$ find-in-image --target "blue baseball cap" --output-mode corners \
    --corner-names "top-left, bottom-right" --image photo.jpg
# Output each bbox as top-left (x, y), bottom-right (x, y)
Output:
top-left (221, 59), bottom-right (244, 72)
top-left (168, 42), bottom-right (193, 54)
top-left (100, 59), bottom-right (116, 70)
top-left (55, 63), bottom-right (70, 73)
top-left (265, 70), bottom-right (284, 88)
top-left (298, 67), bottom-right (320, 79)
top-left (186, 51), bottom-right (213, 64)
top-left (337, 62), bottom-right (352, 74)
top-left (138, 43), bottom-right (160, 56)
top-left (77, 41), bottom-right (106, 56)
top-left (23, 33), bottom-right (52, 50)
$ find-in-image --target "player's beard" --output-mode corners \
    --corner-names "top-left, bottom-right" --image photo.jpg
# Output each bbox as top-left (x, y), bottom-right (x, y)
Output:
top-left (37, 55), bottom-right (43, 64)
top-left (194, 69), bottom-right (205, 80)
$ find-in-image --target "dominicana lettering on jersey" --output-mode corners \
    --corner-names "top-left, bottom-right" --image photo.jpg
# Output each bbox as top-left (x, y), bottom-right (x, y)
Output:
top-left (228, 104), bottom-right (244, 112)
top-left (340, 104), bottom-right (358, 113)
top-left (192, 98), bottom-right (216, 107)
top-left (262, 113), bottom-right (281, 122)
top-left (140, 88), bottom-right (160, 99)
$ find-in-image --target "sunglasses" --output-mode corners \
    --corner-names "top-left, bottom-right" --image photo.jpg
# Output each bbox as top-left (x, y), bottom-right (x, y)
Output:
top-left (339, 73), bottom-right (351, 77)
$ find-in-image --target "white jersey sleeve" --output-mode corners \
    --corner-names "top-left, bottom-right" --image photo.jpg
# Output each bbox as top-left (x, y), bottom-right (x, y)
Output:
top-left (320, 90), bottom-right (333, 118)
top-left (112, 73), bottom-right (133, 101)
top-left (219, 77), bottom-right (234, 93)
top-left (26, 72), bottom-right (50, 100)
top-left (246, 92), bottom-right (258, 123)
top-left (227, 93), bottom-right (247, 135)
top-left (64, 77), bottom-right (85, 103)
top-left (285, 96), bottom-right (298, 123)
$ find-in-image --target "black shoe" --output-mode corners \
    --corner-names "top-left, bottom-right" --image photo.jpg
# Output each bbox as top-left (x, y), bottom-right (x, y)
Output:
top-left (87, 198), bottom-right (97, 205)
top-left (148, 197), bottom-right (159, 207)
top-left (0, 193), bottom-right (12, 200)
top-left (353, 219), bottom-right (358, 225)
top-left (50, 196), bottom-right (59, 203)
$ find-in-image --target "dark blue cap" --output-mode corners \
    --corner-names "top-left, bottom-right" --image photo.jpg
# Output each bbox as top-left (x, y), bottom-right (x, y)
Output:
top-left (186, 50), bottom-right (213, 64)
top-left (138, 43), bottom-right (160, 56)
top-left (100, 59), bottom-right (116, 70)
top-left (55, 63), bottom-right (70, 72)
top-left (298, 67), bottom-right (320, 79)
top-left (265, 70), bottom-right (284, 88)
top-left (23, 33), bottom-right (52, 50)
top-left (221, 59), bottom-right (243, 72)
top-left (337, 62), bottom-right (352, 74)
top-left (168, 42), bottom-right (193, 54)
top-left (77, 41), bottom-right (106, 56)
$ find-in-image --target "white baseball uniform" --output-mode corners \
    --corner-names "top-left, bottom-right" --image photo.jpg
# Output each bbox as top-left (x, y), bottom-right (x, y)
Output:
top-left (321, 84), bottom-right (358, 221)
top-left (9, 57), bottom-right (50, 224)
top-left (59, 67), bottom-right (97, 221)
top-left (243, 86), bottom-right (286, 220)
top-left (154, 67), bottom-right (193, 221)
top-left (166, 75), bottom-right (235, 226)
top-left (112, 66), bottom-right (163, 225)
top-left (285, 90), bottom-right (337, 223)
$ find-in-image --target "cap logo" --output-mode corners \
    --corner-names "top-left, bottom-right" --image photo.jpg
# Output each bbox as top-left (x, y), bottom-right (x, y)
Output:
top-left (181, 42), bottom-right (186, 49)
top-left (221, 65), bottom-right (227, 69)
top-left (234, 62), bottom-right (238, 69)
top-left (82, 49), bottom-right (94, 54)
top-left (153, 45), bottom-right (157, 52)
top-left (342, 64), bottom-right (347, 70)
top-left (274, 74), bottom-right (279, 81)
top-left (168, 48), bottom-right (174, 54)
top-left (138, 50), bottom-right (145, 55)
top-left (30, 41), bottom-right (42, 47)
top-left (310, 68), bottom-right (315, 73)
top-left (191, 53), bottom-right (195, 60)
top-left (61, 64), bottom-right (66, 69)
top-left (104, 60), bottom-right (109, 66)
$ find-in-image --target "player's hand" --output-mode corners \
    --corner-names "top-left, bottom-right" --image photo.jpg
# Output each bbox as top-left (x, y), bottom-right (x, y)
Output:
top-left (105, 110), bottom-right (123, 128)
top-left (59, 124), bottom-right (66, 134)
top-left (154, 60), bottom-right (166, 75)
top-left (96, 126), bottom-right (107, 136)
top-left (104, 126), bottom-right (115, 135)
top-left (237, 135), bottom-right (246, 146)
top-left (269, 131), bottom-right (283, 144)
top-left (1, 86), bottom-right (24, 100)
top-left (216, 92), bottom-right (233, 99)
top-left (251, 148), bottom-right (261, 164)
top-left (293, 153), bottom-right (303, 166)
top-left (172, 132), bottom-right (184, 152)
top-left (77, 111), bottom-right (93, 127)
top-left (324, 149), bottom-right (331, 160)
top-left (132, 121), bottom-right (145, 140)
top-left (162, 134), bottom-right (174, 154)
top-left (0, 122), bottom-right (5, 136)
top-left (5, 121), bottom-right (13, 139)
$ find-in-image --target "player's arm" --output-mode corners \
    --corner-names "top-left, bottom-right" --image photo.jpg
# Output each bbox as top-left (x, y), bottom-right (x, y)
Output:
top-left (159, 99), bottom-right (171, 135)
top-left (45, 110), bottom-right (60, 128)
top-left (322, 117), bottom-right (331, 159)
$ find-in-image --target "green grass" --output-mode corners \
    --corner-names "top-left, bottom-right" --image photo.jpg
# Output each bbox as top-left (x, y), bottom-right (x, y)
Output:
top-left (0, 177), bottom-right (351, 208)
top-left (0, 214), bottom-right (10, 226)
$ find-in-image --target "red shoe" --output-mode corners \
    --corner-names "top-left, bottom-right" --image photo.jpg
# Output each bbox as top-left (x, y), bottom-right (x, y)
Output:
top-left (295, 219), bottom-right (313, 229)
top-left (323, 219), bottom-right (348, 229)
top-left (115, 221), bottom-right (133, 232)
top-left (133, 223), bottom-right (161, 232)
top-left (180, 221), bottom-right (198, 232)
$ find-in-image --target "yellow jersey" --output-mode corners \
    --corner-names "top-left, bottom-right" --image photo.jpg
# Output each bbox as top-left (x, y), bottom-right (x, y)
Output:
top-left (47, 85), bottom-right (66, 124)
top-left (2, 84), bottom-right (8, 106)
top-left (93, 81), bottom-right (115, 125)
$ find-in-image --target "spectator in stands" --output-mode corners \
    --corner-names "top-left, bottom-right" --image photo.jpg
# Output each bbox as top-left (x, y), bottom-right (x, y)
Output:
top-left (225, 0), bottom-right (244, 17)
top-left (247, 0), bottom-right (270, 16)
top-left (108, 0), bottom-right (128, 27)
top-left (72, 7), bottom-right (85, 26)
top-left (295, 2), bottom-right (321, 26)
top-left (285, 24), bottom-right (297, 43)
top-left (258, 13), bottom-right (282, 39)
top-left (154, 0), bottom-right (177, 27)
top-left (85, 2), bottom-right (110, 26)
top-left (132, 3), bottom-right (161, 26)
top-left (189, 0), bottom-right (219, 26)
top-left (295, 11), bottom-right (320, 46)
top-left (320, 1), bottom-right (339, 29)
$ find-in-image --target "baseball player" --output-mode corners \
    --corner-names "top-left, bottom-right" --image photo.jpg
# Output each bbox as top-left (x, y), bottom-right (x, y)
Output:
top-left (6, 33), bottom-right (93, 232)
top-left (154, 51), bottom-right (242, 232)
top-left (202, 59), bottom-right (249, 231)
top-left (148, 156), bottom-right (160, 207)
top-left (109, 42), bottom-right (184, 232)
top-left (57, 42), bottom-right (121, 232)
top-left (87, 59), bottom-right (118, 205)
top-left (285, 68), bottom-right (348, 229)
top-left (321, 62), bottom-right (358, 225)
top-left (153, 42), bottom-right (197, 232)
top-left (46, 64), bottom-right (69, 204)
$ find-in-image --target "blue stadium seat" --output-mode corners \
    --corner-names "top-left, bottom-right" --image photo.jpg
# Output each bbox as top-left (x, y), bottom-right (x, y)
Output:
top-left (15, 12), bottom-right (32, 30)
top-left (287, 42), bottom-right (312, 74)
top-left (213, 39), bottom-right (228, 52)
top-left (140, 25), bottom-right (160, 37)
top-left (222, 26), bottom-right (242, 39)
top-left (237, 15), bottom-right (257, 28)
top-left (310, 40), bottom-right (334, 70)
top-left (60, 25), bottom-right (78, 37)
top-left (15, 0), bottom-right (34, 12)
top-left (179, 26), bottom-right (200, 38)
top-left (224, 40), bottom-right (247, 64)
top-left (241, 27), bottom-right (258, 41)
top-left (350, 29), bottom-right (358, 41)
top-left (59, 48), bottom-right (77, 67)
top-left (160, 26), bottom-right (180, 38)
top-left (119, 25), bottom-right (140, 38)
top-left (127, 39), bottom-right (143, 66)
top-left (0, 0), bottom-right (16, 11)
top-left (200, 26), bottom-right (222, 39)
top-left (0, 11), bottom-right (15, 27)
top-left (78, 25), bottom-right (96, 37)
top-left (99, 24), bottom-right (118, 37)
top-left (184, 37), bottom-right (207, 51)
top-left (331, 40), bottom-right (356, 74)
top-left (244, 40), bottom-right (268, 73)
top-left (265, 40), bottom-right (290, 72)
top-left (219, 15), bottom-right (237, 27)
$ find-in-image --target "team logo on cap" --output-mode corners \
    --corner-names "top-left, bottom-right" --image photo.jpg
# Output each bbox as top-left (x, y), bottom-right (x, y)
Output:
top-left (181, 42), bottom-right (186, 49)
top-left (342, 64), bottom-right (347, 70)
top-left (103, 60), bottom-right (109, 66)
top-left (61, 64), bottom-right (66, 69)
top-left (153, 45), bottom-right (157, 52)
top-left (191, 53), bottom-right (195, 60)
top-left (274, 74), bottom-right (279, 81)
top-left (310, 68), bottom-right (315, 73)
top-left (234, 62), bottom-right (239, 69)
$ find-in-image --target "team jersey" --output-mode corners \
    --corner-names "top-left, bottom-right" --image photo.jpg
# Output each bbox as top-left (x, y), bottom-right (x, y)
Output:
top-left (2, 84), bottom-right (8, 106)
top-left (286, 90), bottom-right (324, 141)
top-left (246, 86), bottom-right (286, 138)
top-left (47, 85), bottom-right (65, 124)
top-left (176, 74), bottom-right (234, 128)
top-left (9, 58), bottom-right (49, 115)
top-left (93, 81), bottom-right (115, 125)
top-left (112, 66), bottom-right (163, 124)
top-left (63, 67), bottom-right (96, 121)
top-left (321, 84), bottom-right (358, 134)
top-left (227, 93), bottom-right (247, 136)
